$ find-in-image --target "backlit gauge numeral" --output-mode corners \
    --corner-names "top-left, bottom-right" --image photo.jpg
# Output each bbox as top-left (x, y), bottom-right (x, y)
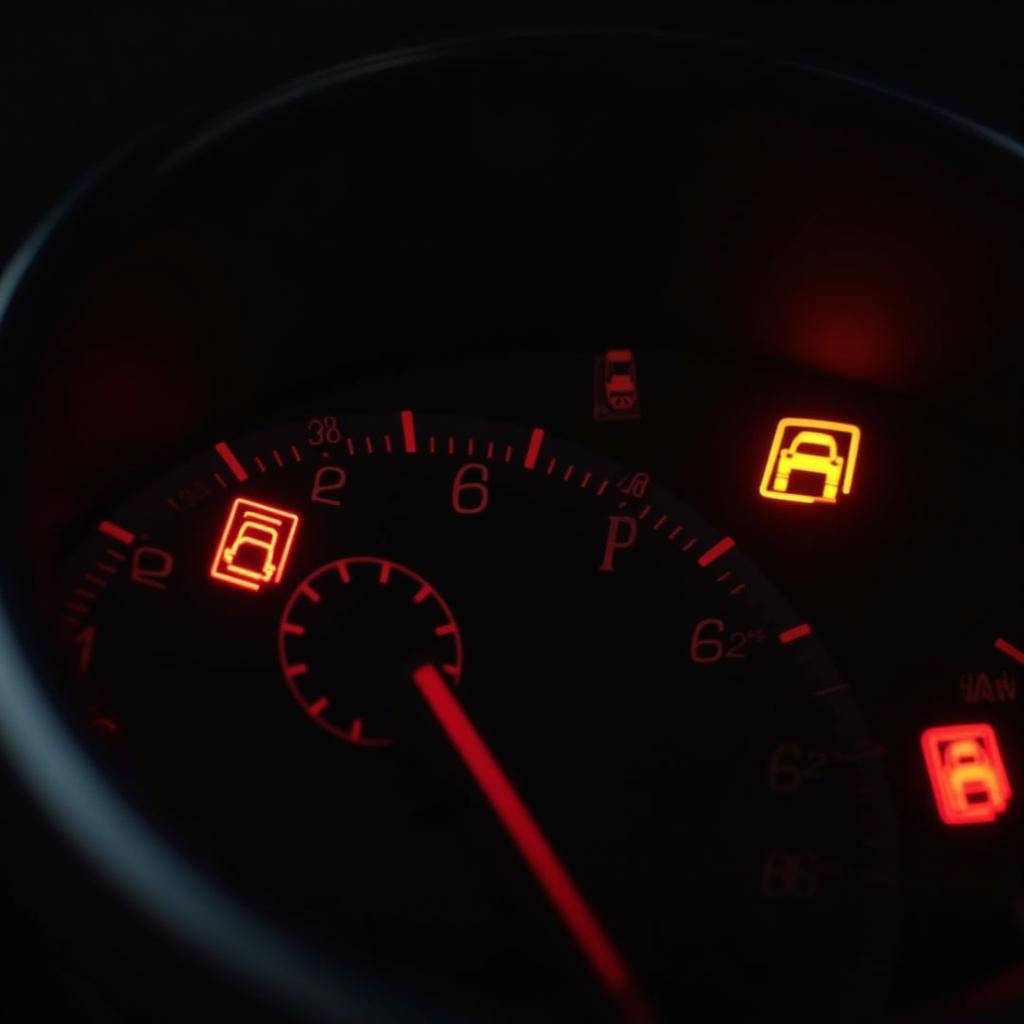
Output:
top-left (452, 463), bottom-right (490, 515)
top-left (130, 546), bottom-right (174, 590)
top-left (689, 620), bottom-right (766, 664)
top-left (921, 723), bottom-right (1012, 825)
top-left (210, 498), bottom-right (300, 592)
top-left (307, 415), bottom-right (342, 446)
top-left (311, 466), bottom-right (347, 507)
top-left (761, 851), bottom-right (821, 901)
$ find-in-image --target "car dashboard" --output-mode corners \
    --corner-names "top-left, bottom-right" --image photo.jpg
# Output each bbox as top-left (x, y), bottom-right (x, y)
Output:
top-left (0, 22), bottom-right (1022, 1024)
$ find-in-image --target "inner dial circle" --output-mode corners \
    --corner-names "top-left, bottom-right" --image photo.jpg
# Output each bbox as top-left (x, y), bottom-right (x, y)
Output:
top-left (278, 556), bottom-right (463, 745)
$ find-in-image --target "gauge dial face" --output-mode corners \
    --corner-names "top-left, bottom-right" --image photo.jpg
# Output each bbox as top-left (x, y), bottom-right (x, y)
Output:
top-left (279, 556), bottom-right (464, 745)
top-left (59, 409), bottom-right (897, 1022)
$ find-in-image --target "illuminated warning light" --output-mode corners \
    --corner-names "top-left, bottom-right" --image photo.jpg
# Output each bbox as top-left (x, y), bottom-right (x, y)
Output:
top-left (921, 723), bottom-right (1012, 826)
top-left (593, 349), bottom-right (641, 422)
top-left (759, 418), bottom-right (861, 505)
top-left (210, 498), bottom-right (300, 592)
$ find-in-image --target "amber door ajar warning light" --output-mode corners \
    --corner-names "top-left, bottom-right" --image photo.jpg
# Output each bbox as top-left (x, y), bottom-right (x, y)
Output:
top-left (921, 724), bottom-right (1012, 825)
top-left (210, 497), bottom-right (300, 592)
top-left (759, 418), bottom-right (861, 505)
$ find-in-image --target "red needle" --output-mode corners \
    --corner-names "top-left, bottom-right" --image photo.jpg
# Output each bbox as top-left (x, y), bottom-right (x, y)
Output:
top-left (412, 662), bottom-right (648, 1019)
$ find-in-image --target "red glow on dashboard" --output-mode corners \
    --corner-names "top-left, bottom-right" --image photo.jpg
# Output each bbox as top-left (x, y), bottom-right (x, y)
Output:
top-left (921, 723), bottom-right (1012, 826)
top-left (780, 286), bottom-right (913, 385)
top-left (210, 498), bottom-right (299, 592)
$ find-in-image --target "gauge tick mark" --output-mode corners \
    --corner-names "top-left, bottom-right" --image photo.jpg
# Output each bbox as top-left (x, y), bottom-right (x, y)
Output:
top-left (400, 411), bottom-right (417, 453)
top-left (98, 520), bottom-right (135, 545)
top-left (779, 623), bottom-right (813, 644)
top-left (524, 428), bottom-right (545, 470)
top-left (697, 536), bottom-right (735, 567)
top-left (815, 684), bottom-right (848, 698)
top-left (214, 441), bottom-right (248, 482)
top-left (995, 637), bottom-right (1024, 667)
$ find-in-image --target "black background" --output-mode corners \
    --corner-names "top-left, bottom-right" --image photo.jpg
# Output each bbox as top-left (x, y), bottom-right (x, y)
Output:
top-left (1, 2), bottom-right (1022, 269)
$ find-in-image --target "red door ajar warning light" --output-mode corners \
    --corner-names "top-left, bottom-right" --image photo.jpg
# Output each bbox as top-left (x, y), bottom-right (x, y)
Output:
top-left (921, 723), bottom-right (1012, 825)
top-left (759, 417), bottom-right (861, 505)
top-left (593, 349), bottom-right (641, 422)
top-left (210, 498), bottom-right (300, 592)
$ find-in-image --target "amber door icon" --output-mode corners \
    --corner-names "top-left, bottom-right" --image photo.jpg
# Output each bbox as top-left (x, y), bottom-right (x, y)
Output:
top-left (759, 418), bottom-right (862, 505)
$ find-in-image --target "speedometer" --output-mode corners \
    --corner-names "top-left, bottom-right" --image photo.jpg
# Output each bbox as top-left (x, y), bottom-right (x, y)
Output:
top-left (61, 408), bottom-right (897, 1020)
